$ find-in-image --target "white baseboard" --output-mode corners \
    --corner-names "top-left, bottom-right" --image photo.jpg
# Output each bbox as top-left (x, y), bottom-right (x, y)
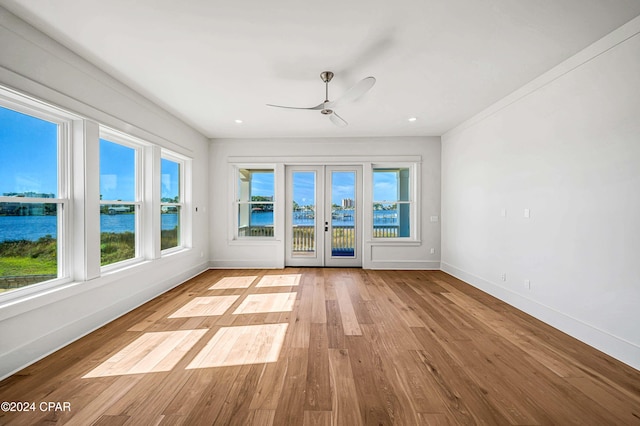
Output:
top-left (369, 260), bottom-right (441, 270)
top-left (209, 260), bottom-right (284, 269)
top-left (441, 262), bottom-right (640, 371)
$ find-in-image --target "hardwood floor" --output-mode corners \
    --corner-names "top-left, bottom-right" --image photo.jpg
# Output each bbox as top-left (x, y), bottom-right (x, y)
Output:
top-left (1, 269), bottom-right (639, 425)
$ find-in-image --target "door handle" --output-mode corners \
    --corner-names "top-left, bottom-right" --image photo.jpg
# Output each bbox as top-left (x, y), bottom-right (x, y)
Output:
top-left (324, 221), bottom-right (328, 232)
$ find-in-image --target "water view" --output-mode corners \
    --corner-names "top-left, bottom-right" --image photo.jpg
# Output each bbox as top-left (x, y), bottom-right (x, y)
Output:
top-left (0, 214), bottom-right (179, 242)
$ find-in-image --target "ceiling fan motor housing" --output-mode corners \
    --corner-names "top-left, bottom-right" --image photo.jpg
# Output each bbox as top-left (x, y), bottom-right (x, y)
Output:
top-left (320, 71), bottom-right (334, 83)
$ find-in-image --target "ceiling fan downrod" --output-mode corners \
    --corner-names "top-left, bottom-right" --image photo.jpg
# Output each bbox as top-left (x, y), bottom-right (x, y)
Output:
top-left (320, 71), bottom-right (334, 114)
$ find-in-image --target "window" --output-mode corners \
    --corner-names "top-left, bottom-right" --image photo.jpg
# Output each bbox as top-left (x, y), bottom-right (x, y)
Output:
top-left (372, 167), bottom-right (411, 238)
top-left (161, 155), bottom-right (183, 251)
top-left (236, 168), bottom-right (274, 237)
top-left (99, 134), bottom-right (141, 266)
top-left (0, 102), bottom-right (68, 294)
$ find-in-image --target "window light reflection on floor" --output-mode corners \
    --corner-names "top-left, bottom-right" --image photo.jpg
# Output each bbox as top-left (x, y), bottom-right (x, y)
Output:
top-left (208, 275), bottom-right (257, 289)
top-left (83, 329), bottom-right (207, 378)
top-left (232, 292), bottom-right (296, 315)
top-left (168, 295), bottom-right (240, 318)
top-left (255, 274), bottom-right (301, 287)
top-left (187, 323), bottom-right (288, 369)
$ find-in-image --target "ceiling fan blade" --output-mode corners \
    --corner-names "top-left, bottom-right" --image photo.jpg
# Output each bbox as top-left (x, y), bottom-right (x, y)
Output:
top-left (330, 111), bottom-right (348, 127)
top-left (266, 102), bottom-right (325, 110)
top-left (329, 76), bottom-right (376, 109)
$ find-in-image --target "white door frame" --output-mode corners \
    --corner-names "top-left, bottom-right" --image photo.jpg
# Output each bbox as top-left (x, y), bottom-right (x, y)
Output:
top-left (285, 165), bottom-right (362, 267)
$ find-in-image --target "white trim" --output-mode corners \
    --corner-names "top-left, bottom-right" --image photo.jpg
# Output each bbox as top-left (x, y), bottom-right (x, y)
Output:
top-left (369, 260), bottom-right (440, 270)
top-left (228, 155), bottom-right (421, 164)
top-left (441, 262), bottom-right (640, 371)
top-left (444, 16), bottom-right (640, 139)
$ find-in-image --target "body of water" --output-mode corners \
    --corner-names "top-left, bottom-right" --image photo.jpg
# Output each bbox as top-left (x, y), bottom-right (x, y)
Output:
top-left (254, 210), bottom-right (399, 227)
top-left (0, 210), bottom-right (398, 242)
top-left (0, 214), bottom-right (179, 242)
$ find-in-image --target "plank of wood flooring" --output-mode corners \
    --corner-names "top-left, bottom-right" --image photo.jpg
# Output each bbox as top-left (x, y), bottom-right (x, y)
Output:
top-left (303, 410), bottom-right (332, 426)
top-left (249, 355), bottom-right (290, 410)
top-left (64, 376), bottom-right (142, 426)
top-left (304, 323), bottom-right (332, 411)
top-left (181, 365), bottom-right (245, 425)
top-left (91, 415), bottom-right (131, 426)
top-left (344, 336), bottom-right (393, 425)
top-left (327, 349), bottom-right (364, 426)
top-left (246, 409), bottom-right (275, 426)
top-left (324, 300), bottom-right (346, 349)
top-left (334, 280), bottom-right (362, 336)
top-left (212, 363), bottom-right (263, 425)
top-left (566, 376), bottom-right (640, 425)
top-left (310, 271), bottom-right (327, 324)
top-left (409, 328), bottom-right (513, 425)
top-left (417, 412), bottom-right (454, 425)
top-left (272, 348), bottom-right (308, 426)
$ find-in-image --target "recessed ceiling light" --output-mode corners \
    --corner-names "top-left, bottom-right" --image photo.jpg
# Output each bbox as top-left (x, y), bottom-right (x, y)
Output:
top-left (234, 119), bottom-right (243, 124)
top-left (408, 117), bottom-right (417, 122)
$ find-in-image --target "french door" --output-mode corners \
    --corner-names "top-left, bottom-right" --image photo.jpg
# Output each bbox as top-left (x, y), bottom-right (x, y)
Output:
top-left (285, 165), bottom-right (362, 267)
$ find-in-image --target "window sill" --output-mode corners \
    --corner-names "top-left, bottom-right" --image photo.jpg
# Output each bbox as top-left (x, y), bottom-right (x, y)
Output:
top-left (228, 238), bottom-right (281, 246)
top-left (366, 239), bottom-right (422, 246)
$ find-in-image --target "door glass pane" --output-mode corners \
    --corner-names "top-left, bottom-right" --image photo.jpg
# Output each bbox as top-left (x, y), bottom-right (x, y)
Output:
top-left (291, 171), bottom-right (315, 256)
top-left (331, 171), bottom-right (355, 257)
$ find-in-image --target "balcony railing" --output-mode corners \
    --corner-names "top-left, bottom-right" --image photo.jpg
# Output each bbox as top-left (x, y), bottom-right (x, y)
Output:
top-left (238, 225), bottom-right (274, 237)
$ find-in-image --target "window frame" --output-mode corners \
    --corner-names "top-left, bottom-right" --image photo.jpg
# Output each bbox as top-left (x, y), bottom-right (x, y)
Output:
top-left (233, 165), bottom-right (276, 240)
top-left (0, 87), bottom-right (75, 300)
top-left (160, 151), bottom-right (186, 253)
top-left (371, 163), bottom-right (418, 241)
top-left (98, 127), bottom-right (145, 270)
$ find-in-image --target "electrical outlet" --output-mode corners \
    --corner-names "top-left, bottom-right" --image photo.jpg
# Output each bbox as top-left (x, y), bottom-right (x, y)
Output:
top-left (430, 248), bottom-right (435, 254)
top-left (524, 279), bottom-right (531, 289)
top-left (501, 273), bottom-right (506, 282)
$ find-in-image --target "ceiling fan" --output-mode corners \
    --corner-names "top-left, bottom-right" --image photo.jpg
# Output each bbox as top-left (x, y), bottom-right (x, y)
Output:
top-left (267, 71), bottom-right (376, 127)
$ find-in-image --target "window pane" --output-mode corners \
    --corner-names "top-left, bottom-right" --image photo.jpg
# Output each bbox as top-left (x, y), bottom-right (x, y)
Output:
top-left (100, 204), bottom-right (136, 265)
top-left (161, 205), bottom-right (180, 250)
top-left (0, 203), bottom-right (58, 292)
top-left (372, 170), bottom-right (397, 201)
top-left (373, 167), bottom-right (411, 238)
top-left (161, 158), bottom-right (180, 202)
top-left (0, 106), bottom-right (58, 197)
top-left (238, 169), bottom-right (274, 200)
top-left (238, 169), bottom-right (274, 237)
top-left (100, 139), bottom-right (136, 201)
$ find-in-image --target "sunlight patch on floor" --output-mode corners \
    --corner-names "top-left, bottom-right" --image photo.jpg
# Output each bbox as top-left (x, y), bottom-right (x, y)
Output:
top-left (232, 292), bottom-right (296, 315)
top-left (186, 323), bottom-right (288, 369)
top-left (168, 295), bottom-right (240, 318)
top-left (208, 275), bottom-right (257, 289)
top-left (83, 329), bottom-right (207, 378)
top-left (256, 274), bottom-right (301, 287)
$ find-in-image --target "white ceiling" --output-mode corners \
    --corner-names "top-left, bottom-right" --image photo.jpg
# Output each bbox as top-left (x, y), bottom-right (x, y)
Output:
top-left (2, 0), bottom-right (639, 139)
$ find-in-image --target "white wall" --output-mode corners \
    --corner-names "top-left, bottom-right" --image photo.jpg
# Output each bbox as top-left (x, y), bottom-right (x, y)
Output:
top-left (442, 17), bottom-right (640, 369)
top-left (0, 8), bottom-right (210, 379)
top-left (209, 137), bottom-right (441, 270)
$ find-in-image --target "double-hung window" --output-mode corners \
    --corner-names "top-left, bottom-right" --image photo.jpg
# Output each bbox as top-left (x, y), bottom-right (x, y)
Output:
top-left (372, 167), bottom-right (412, 238)
top-left (0, 99), bottom-right (70, 294)
top-left (99, 131), bottom-right (142, 267)
top-left (160, 154), bottom-right (184, 251)
top-left (236, 168), bottom-right (275, 238)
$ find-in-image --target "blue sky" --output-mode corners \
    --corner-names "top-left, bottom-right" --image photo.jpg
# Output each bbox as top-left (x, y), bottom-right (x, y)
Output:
top-left (2, 105), bottom-right (396, 203)
top-left (253, 169), bottom-right (398, 207)
top-left (0, 106), bottom-right (58, 196)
